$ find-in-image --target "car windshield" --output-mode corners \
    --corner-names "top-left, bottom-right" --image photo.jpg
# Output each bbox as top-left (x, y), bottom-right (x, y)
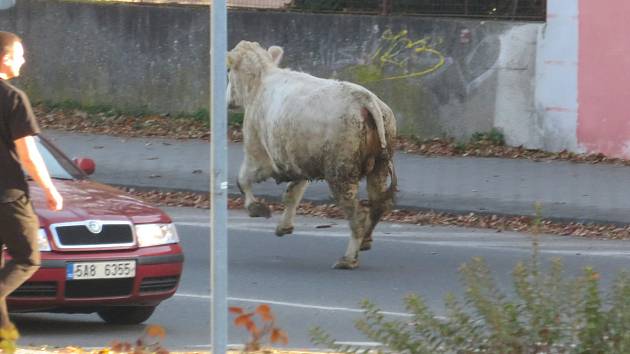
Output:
top-left (25, 136), bottom-right (85, 180)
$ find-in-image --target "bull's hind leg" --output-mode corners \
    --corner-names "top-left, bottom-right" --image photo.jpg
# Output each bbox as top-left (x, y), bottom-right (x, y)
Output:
top-left (361, 159), bottom-right (395, 251)
top-left (276, 180), bottom-right (309, 237)
top-left (238, 158), bottom-right (272, 218)
top-left (329, 180), bottom-right (370, 270)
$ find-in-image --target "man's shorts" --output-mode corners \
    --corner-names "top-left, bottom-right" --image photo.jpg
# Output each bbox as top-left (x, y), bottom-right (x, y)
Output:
top-left (0, 194), bottom-right (41, 266)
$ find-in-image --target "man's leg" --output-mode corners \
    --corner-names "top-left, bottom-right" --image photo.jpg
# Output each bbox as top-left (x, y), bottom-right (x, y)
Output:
top-left (0, 195), bottom-right (41, 328)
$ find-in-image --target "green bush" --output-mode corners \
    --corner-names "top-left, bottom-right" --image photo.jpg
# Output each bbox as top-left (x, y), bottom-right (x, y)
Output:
top-left (291, 0), bottom-right (380, 11)
top-left (311, 208), bottom-right (630, 353)
top-left (471, 128), bottom-right (505, 146)
top-left (228, 110), bottom-right (245, 127)
top-left (291, 0), bottom-right (345, 11)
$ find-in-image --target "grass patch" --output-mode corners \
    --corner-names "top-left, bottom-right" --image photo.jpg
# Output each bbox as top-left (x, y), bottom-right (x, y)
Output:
top-left (229, 110), bottom-right (245, 126)
top-left (38, 100), bottom-right (244, 129)
top-left (471, 128), bottom-right (505, 146)
top-left (39, 99), bottom-right (150, 118)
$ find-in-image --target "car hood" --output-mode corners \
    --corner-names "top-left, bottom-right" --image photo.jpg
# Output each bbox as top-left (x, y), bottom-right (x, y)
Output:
top-left (29, 179), bottom-right (171, 226)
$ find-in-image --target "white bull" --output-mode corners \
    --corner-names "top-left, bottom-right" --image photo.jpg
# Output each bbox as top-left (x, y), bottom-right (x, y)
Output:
top-left (227, 41), bottom-right (397, 269)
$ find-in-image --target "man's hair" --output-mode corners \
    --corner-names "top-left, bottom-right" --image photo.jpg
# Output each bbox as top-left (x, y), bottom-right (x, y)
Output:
top-left (0, 31), bottom-right (21, 57)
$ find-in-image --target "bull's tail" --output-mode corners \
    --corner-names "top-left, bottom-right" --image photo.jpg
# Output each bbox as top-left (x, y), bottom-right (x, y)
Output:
top-left (360, 94), bottom-right (388, 153)
top-left (360, 93), bottom-right (398, 196)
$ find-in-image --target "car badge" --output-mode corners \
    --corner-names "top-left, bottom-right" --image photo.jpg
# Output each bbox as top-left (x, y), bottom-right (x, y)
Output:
top-left (86, 220), bottom-right (103, 234)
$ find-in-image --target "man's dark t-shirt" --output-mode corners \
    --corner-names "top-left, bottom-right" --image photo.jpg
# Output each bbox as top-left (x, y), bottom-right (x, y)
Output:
top-left (0, 79), bottom-right (40, 203)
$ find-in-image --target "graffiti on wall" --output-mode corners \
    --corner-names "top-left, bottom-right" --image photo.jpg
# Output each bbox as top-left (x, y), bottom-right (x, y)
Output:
top-left (371, 29), bottom-right (446, 81)
top-left (335, 25), bottom-right (504, 137)
top-left (340, 29), bottom-right (447, 84)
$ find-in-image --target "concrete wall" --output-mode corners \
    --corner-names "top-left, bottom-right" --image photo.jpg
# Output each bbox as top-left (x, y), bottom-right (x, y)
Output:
top-left (0, 1), bottom-right (211, 114)
top-left (0, 0), bottom-right (542, 142)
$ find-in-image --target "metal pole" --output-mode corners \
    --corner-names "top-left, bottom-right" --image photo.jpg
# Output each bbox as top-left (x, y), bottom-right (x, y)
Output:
top-left (210, 1), bottom-right (228, 354)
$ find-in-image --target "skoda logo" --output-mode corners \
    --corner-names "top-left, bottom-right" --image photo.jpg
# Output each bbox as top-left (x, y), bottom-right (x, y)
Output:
top-left (86, 220), bottom-right (103, 234)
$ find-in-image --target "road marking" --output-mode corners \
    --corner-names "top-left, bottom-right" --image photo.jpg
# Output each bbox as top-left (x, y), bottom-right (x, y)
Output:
top-left (176, 221), bottom-right (630, 256)
top-left (184, 344), bottom-right (255, 349)
top-left (175, 293), bottom-right (412, 317)
top-left (178, 221), bottom-right (452, 239)
top-left (176, 221), bottom-right (630, 258)
top-left (333, 341), bottom-right (382, 347)
top-left (176, 221), bottom-right (215, 227)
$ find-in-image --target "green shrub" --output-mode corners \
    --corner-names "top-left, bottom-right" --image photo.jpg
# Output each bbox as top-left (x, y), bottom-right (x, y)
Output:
top-left (228, 110), bottom-right (245, 127)
top-left (291, 0), bottom-right (342, 11)
top-left (311, 206), bottom-right (630, 353)
top-left (291, 0), bottom-right (382, 11)
top-left (471, 128), bottom-right (505, 146)
top-left (38, 100), bottom-right (246, 129)
top-left (40, 99), bottom-right (145, 117)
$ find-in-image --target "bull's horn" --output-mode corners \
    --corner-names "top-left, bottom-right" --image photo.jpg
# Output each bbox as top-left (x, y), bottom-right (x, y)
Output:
top-left (227, 53), bottom-right (236, 69)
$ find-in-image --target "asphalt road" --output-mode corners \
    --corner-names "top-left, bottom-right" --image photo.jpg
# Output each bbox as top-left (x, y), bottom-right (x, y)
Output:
top-left (12, 207), bottom-right (630, 351)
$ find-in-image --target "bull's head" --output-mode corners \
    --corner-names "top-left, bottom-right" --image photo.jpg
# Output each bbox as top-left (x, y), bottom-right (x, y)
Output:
top-left (226, 41), bottom-right (284, 109)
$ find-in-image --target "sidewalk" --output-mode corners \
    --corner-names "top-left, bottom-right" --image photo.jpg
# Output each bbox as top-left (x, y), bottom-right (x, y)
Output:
top-left (44, 129), bottom-right (630, 226)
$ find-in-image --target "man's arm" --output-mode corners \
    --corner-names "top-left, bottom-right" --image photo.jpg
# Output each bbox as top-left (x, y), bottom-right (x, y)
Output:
top-left (15, 135), bottom-right (63, 211)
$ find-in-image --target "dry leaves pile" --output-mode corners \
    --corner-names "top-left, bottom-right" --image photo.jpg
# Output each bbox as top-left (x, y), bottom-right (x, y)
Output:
top-left (35, 105), bottom-right (243, 142)
top-left (120, 188), bottom-right (630, 241)
top-left (396, 137), bottom-right (624, 165)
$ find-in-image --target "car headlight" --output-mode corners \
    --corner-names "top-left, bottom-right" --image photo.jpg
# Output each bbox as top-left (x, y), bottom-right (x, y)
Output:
top-left (135, 223), bottom-right (179, 247)
top-left (38, 229), bottom-right (51, 252)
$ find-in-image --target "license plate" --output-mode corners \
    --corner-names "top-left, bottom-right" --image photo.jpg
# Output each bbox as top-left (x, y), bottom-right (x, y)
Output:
top-left (66, 260), bottom-right (136, 280)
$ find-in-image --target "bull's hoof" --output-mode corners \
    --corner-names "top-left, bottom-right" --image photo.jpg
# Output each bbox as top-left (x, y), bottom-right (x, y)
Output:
top-left (332, 257), bottom-right (359, 270)
top-left (275, 225), bottom-right (294, 237)
top-left (248, 202), bottom-right (271, 218)
top-left (359, 240), bottom-right (372, 251)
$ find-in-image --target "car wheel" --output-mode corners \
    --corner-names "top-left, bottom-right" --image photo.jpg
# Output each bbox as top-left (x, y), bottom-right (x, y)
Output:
top-left (97, 306), bottom-right (156, 324)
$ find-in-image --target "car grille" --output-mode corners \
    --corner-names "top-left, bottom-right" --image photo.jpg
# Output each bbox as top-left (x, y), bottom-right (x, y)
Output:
top-left (65, 279), bottom-right (134, 298)
top-left (51, 221), bottom-right (134, 249)
top-left (140, 276), bottom-right (179, 293)
top-left (11, 282), bottom-right (57, 298)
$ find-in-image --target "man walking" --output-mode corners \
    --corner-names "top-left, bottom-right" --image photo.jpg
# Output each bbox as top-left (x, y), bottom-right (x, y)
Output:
top-left (0, 31), bottom-right (63, 330)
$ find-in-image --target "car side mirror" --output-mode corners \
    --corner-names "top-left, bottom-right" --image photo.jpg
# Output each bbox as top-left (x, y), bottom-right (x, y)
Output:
top-left (72, 157), bottom-right (96, 175)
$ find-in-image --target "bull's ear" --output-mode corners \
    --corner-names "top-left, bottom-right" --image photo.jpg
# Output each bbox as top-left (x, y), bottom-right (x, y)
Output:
top-left (268, 46), bottom-right (284, 65)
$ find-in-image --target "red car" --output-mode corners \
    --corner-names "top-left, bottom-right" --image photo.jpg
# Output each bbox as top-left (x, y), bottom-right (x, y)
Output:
top-left (6, 135), bottom-right (184, 324)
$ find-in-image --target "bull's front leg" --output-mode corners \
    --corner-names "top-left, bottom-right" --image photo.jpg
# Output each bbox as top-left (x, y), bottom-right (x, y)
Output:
top-left (238, 158), bottom-right (272, 218)
top-left (276, 180), bottom-right (309, 236)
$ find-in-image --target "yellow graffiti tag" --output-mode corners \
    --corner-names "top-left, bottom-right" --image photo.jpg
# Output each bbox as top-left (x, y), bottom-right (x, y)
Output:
top-left (370, 29), bottom-right (445, 81)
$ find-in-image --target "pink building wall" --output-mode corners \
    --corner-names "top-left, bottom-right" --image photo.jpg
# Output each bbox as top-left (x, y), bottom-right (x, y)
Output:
top-left (578, 0), bottom-right (630, 157)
